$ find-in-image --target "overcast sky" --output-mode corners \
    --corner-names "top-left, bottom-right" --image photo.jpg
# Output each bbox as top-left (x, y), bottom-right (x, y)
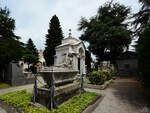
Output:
top-left (1, 0), bottom-right (140, 50)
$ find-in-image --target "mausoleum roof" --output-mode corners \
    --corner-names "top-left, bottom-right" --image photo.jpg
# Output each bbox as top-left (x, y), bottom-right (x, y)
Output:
top-left (56, 32), bottom-right (82, 49)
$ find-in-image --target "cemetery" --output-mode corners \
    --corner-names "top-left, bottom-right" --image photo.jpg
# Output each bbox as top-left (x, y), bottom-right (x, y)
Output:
top-left (1, 0), bottom-right (150, 113)
top-left (0, 31), bottom-right (102, 113)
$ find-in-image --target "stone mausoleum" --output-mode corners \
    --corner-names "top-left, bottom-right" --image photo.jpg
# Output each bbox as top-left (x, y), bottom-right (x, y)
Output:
top-left (54, 30), bottom-right (86, 75)
top-left (37, 31), bottom-right (86, 107)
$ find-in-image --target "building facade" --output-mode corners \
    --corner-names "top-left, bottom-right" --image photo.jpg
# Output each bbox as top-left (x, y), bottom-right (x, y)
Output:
top-left (54, 33), bottom-right (86, 74)
top-left (117, 51), bottom-right (138, 76)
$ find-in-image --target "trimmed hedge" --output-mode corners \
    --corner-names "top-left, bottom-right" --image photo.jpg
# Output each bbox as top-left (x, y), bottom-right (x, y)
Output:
top-left (89, 71), bottom-right (105, 85)
top-left (89, 70), bottom-right (112, 85)
top-left (0, 90), bottom-right (98, 113)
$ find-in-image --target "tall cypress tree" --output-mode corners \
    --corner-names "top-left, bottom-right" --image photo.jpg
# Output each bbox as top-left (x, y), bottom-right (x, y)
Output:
top-left (44, 15), bottom-right (63, 66)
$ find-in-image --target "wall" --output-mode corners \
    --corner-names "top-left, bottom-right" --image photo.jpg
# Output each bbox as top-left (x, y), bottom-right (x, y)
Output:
top-left (3, 63), bottom-right (34, 86)
top-left (11, 63), bottom-right (25, 86)
top-left (117, 59), bottom-right (138, 76)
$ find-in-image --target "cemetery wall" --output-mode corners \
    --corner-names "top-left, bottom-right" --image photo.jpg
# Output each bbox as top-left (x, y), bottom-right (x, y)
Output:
top-left (2, 63), bottom-right (34, 86)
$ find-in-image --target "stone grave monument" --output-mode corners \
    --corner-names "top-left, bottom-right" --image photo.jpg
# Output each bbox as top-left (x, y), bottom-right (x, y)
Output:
top-left (35, 30), bottom-right (86, 110)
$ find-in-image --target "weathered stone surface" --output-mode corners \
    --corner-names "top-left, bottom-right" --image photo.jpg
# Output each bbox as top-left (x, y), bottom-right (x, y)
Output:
top-left (39, 66), bottom-right (78, 86)
top-left (37, 82), bottom-right (80, 106)
top-left (55, 33), bottom-right (86, 75)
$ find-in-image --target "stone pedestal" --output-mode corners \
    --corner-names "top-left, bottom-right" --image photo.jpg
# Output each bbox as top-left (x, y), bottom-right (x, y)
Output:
top-left (36, 82), bottom-right (80, 106)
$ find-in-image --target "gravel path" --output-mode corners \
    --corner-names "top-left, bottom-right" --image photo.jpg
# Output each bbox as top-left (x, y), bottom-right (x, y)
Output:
top-left (0, 107), bottom-right (6, 113)
top-left (0, 84), bottom-right (34, 96)
top-left (87, 77), bottom-right (150, 113)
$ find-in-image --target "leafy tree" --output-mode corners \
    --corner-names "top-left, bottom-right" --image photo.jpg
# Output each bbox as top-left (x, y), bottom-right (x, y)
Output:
top-left (0, 7), bottom-right (24, 80)
top-left (133, 0), bottom-right (150, 87)
top-left (44, 15), bottom-right (64, 66)
top-left (133, 0), bottom-right (150, 35)
top-left (137, 25), bottom-right (150, 86)
top-left (78, 1), bottom-right (132, 64)
top-left (23, 38), bottom-right (39, 70)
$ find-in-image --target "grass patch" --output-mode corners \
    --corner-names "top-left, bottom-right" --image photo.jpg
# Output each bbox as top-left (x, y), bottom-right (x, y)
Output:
top-left (0, 83), bottom-right (11, 89)
top-left (0, 90), bottom-right (98, 113)
top-left (0, 90), bottom-right (32, 111)
top-left (55, 91), bottom-right (98, 113)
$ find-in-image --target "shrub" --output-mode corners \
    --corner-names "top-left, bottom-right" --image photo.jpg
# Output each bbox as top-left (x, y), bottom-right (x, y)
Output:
top-left (89, 71), bottom-right (105, 85)
top-left (89, 70), bottom-right (112, 85)
top-left (103, 70), bottom-right (112, 80)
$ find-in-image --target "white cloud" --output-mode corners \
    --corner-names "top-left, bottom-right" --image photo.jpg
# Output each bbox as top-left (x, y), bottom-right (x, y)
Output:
top-left (1, 0), bottom-right (140, 50)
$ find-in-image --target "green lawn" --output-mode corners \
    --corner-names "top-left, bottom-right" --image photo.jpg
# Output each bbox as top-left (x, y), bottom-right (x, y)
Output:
top-left (0, 83), bottom-right (11, 89)
top-left (0, 90), bottom-right (98, 113)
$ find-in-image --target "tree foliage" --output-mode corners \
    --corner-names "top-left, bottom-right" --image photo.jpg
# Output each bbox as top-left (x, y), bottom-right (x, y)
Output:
top-left (137, 25), bottom-right (150, 86)
top-left (0, 7), bottom-right (24, 71)
top-left (133, 0), bottom-right (150, 35)
top-left (44, 15), bottom-right (63, 66)
top-left (78, 1), bottom-right (132, 63)
top-left (23, 38), bottom-right (39, 68)
top-left (133, 0), bottom-right (150, 87)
